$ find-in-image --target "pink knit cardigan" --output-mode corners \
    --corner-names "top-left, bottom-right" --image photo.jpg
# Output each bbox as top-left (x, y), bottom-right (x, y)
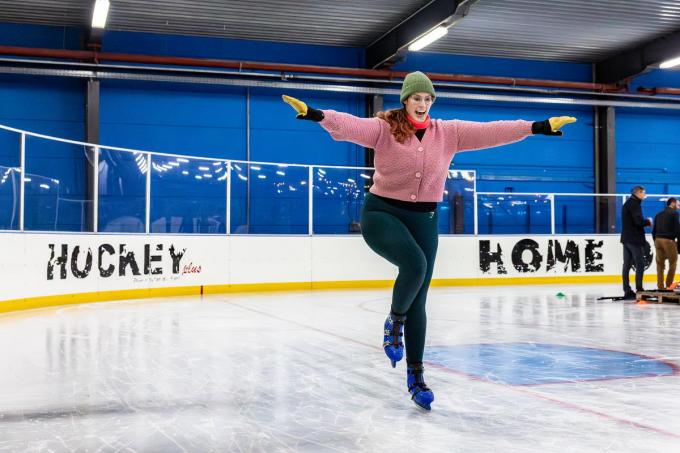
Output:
top-left (319, 110), bottom-right (533, 202)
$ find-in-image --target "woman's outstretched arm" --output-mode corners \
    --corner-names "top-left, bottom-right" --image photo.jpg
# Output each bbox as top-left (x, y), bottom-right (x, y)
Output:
top-left (282, 95), bottom-right (383, 148)
top-left (447, 116), bottom-right (576, 152)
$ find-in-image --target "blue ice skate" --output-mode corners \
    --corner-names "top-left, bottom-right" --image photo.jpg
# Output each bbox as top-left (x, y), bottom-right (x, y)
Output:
top-left (407, 363), bottom-right (434, 411)
top-left (383, 312), bottom-right (406, 368)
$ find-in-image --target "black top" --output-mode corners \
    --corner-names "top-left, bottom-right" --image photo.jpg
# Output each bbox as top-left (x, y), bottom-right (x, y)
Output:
top-left (652, 207), bottom-right (680, 241)
top-left (373, 193), bottom-right (437, 212)
top-left (620, 195), bottom-right (650, 245)
top-left (373, 128), bottom-right (438, 213)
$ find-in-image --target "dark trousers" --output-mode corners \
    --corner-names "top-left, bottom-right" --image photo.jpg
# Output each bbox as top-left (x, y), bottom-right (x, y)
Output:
top-left (622, 242), bottom-right (646, 292)
top-left (360, 193), bottom-right (439, 364)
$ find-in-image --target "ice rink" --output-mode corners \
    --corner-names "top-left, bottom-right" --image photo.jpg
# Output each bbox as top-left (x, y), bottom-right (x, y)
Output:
top-left (1, 284), bottom-right (679, 452)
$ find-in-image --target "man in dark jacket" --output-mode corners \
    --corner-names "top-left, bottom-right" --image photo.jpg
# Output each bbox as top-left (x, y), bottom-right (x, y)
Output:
top-left (621, 186), bottom-right (652, 299)
top-left (652, 197), bottom-right (680, 290)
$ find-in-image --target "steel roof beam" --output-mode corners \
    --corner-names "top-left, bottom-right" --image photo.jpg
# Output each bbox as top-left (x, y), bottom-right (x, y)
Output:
top-left (596, 29), bottom-right (680, 84)
top-left (365, 0), bottom-right (476, 69)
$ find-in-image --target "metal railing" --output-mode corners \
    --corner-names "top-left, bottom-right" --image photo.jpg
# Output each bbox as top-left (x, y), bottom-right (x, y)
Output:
top-left (0, 123), bottom-right (675, 235)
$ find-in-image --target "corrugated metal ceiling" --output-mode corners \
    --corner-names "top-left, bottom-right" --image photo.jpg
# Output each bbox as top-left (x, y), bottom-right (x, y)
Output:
top-left (0, 0), bottom-right (427, 47)
top-left (1, 0), bottom-right (680, 62)
top-left (433, 0), bottom-right (680, 62)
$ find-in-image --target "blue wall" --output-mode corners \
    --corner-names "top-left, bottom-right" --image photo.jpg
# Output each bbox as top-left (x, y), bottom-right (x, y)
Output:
top-left (0, 22), bottom-right (86, 231)
top-left (616, 107), bottom-right (680, 195)
top-left (96, 31), bottom-right (368, 233)
top-left (98, 31), bottom-right (368, 167)
top-left (103, 31), bottom-right (365, 67)
top-left (101, 81), bottom-right (248, 158)
top-left (618, 67), bottom-right (680, 197)
top-left (3, 21), bottom-right (680, 233)
top-left (0, 74), bottom-right (85, 231)
top-left (393, 52), bottom-right (592, 82)
top-left (616, 102), bottom-right (680, 223)
top-left (0, 22), bottom-right (86, 188)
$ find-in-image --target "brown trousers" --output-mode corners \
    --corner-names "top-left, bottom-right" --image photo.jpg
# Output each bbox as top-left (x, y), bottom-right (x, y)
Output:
top-left (654, 238), bottom-right (678, 289)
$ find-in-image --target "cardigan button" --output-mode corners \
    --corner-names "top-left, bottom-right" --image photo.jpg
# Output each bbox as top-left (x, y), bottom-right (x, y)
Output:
top-left (410, 194), bottom-right (416, 200)
top-left (418, 147), bottom-right (424, 152)
top-left (415, 172), bottom-right (422, 178)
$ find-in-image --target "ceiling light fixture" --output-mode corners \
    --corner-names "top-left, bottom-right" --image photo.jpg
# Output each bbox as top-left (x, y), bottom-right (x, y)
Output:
top-left (660, 55), bottom-right (680, 69)
top-left (408, 26), bottom-right (448, 52)
top-left (92, 0), bottom-right (111, 29)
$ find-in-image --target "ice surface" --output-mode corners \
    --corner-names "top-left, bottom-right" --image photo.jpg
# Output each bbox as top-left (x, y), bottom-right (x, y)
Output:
top-left (1, 284), bottom-right (679, 452)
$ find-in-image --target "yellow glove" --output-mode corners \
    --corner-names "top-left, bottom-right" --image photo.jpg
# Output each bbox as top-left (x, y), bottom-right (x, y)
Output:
top-left (282, 95), bottom-right (308, 118)
top-left (534, 116), bottom-right (576, 136)
top-left (549, 116), bottom-right (577, 133)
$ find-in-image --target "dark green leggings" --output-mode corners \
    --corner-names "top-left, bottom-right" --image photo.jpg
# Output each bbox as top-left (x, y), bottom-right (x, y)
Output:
top-left (360, 192), bottom-right (439, 364)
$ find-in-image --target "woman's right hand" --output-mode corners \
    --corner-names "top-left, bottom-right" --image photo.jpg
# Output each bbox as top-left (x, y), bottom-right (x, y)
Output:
top-left (282, 95), bottom-right (324, 122)
top-left (282, 95), bottom-right (308, 117)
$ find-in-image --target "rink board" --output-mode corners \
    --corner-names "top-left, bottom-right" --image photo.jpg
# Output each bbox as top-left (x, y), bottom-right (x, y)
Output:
top-left (0, 233), bottom-right (658, 309)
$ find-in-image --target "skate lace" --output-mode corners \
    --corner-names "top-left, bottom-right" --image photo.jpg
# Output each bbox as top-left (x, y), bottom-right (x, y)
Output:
top-left (408, 368), bottom-right (431, 393)
top-left (387, 318), bottom-right (404, 347)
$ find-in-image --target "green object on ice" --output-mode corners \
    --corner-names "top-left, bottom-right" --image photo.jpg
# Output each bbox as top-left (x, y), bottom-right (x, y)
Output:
top-left (556, 292), bottom-right (566, 298)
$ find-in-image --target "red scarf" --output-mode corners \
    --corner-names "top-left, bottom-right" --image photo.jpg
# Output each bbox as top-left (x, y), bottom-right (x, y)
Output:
top-left (406, 114), bottom-right (431, 129)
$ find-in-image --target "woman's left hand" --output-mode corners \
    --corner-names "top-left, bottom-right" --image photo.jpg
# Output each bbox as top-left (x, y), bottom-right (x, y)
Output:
top-left (532, 116), bottom-right (576, 136)
top-left (549, 116), bottom-right (577, 134)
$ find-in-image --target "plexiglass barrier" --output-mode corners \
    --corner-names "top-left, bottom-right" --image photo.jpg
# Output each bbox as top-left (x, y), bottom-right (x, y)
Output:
top-left (1, 124), bottom-right (677, 235)
top-left (0, 127), bottom-right (20, 230)
top-left (553, 194), bottom-right (625, 234)
top-left (98, 149), bottom-right (147, 233)
top-left (476, 193), bottom-right (552, 235)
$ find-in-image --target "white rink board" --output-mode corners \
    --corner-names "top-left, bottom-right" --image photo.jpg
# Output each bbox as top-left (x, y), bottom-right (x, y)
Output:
top-left (0, 233), bottom-right (655, 302)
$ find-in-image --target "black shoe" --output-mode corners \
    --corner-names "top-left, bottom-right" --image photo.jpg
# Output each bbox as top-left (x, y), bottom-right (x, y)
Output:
top-left (622, 291), bottom-right (637, 300)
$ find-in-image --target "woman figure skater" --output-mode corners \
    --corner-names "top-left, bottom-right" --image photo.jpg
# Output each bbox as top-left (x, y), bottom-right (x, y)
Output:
top-left (283, 71), bottom-right (575, 411)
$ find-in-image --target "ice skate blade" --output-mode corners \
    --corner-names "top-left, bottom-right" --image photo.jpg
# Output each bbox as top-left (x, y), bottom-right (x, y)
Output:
top-left (413, 401), bottom-right (431, 411)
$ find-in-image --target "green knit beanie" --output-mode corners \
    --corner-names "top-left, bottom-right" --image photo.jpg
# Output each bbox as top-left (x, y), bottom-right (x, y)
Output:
top-left (400, 71), bottom-right (436, 103)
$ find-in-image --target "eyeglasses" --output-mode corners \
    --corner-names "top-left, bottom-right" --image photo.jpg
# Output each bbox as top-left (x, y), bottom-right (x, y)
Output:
top-left (409, 96), bottom-right (433, 104)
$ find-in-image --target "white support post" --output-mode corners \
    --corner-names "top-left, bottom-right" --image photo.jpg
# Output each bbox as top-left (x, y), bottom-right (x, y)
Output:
top-left (308, 166), bottom-right (314, 236)
top-left (93, 146), bottom-right (99, 233)
top-left (550, 194), bottom-right (555, 235)
top-left (19, 133), bottom-right (25, 231)
top-left (226, 161), bottom-right (231, 235)
top-left (145, 154), bottom-right (151, 234)
top-left (473, 191), bottom-right (478, 236)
